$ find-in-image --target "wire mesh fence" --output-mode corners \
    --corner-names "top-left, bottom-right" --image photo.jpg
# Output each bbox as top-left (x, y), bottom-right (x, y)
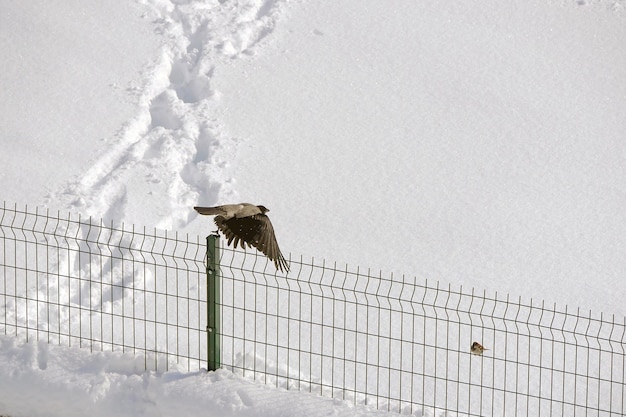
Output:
top-left (0, 202), bottom-right (207, 372)
top-left (1, 202), bottom-right (625, 416)
top-left (216, 242), bottom-right (626, 416)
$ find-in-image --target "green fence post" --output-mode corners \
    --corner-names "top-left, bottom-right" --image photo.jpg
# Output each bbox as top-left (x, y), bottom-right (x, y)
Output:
top-left (206, 234), bottom-right (221, 371)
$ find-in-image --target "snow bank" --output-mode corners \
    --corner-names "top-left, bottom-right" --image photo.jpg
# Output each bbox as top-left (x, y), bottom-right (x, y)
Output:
top-left (0, 336), bottom-right (401, 417)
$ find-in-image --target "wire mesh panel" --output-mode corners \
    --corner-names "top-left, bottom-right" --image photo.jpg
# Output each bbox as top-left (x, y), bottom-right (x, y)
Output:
top-left (0, 203), bottom-right (207, 372)
top-left (216, 246), bottom-right (626, 416)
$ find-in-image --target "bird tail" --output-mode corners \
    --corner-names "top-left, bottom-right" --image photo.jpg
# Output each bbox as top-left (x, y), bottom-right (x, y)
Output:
top-left (194, 206), bottom-right (225, 216)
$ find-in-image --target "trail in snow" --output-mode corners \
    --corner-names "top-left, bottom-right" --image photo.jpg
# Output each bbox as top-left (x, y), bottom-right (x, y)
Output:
top-left (49, 0), bottom-right (289, 230)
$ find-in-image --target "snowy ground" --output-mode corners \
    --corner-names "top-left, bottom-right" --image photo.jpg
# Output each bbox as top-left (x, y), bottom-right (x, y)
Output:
top-left (1, 0), bottom-right (626, 415)
top-left (0, 335), bottom-right (396, 417)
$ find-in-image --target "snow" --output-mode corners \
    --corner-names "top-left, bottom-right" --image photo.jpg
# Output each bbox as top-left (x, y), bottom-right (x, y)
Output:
top-left (217, 0), bottom-right (626, 314)
top-left (1, 0), bottom-right (626, 415)
top-left (0, 0), bottom-right (160, 204)
top-left (0, 335), bottom-right (394, 417)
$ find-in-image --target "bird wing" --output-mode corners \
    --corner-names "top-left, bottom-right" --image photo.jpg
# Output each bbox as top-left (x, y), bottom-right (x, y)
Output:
top-left (194, 206), bottom-right (225, 216)
top-left (215, 214), bottom-right (290, 273)
top-left (195, 205), bottom-right (256, 218)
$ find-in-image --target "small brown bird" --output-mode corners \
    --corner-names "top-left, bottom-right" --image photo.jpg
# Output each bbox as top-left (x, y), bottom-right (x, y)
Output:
top-left (470, 341), bottom-right (488, 355)
top-left (194, 204), bottom-right (290, 273)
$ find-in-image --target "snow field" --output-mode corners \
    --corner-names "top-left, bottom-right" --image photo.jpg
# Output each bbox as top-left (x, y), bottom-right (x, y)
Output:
top-left (216, 0), bottom-right (626, 316)
top-left (2, 0), bottom-right (626, 415)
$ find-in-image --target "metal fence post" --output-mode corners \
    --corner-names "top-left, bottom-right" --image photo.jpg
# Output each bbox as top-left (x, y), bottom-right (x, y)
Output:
top-left (206, 234), bottom-right (221, 371)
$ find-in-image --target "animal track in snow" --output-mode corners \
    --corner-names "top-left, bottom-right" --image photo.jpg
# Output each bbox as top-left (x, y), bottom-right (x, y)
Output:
top-left (169, 57), bottom-right (214, 104)
top-left (51, 0), bottom-right (288, 231)
top-left (149, 90), bottom-right (184, 129)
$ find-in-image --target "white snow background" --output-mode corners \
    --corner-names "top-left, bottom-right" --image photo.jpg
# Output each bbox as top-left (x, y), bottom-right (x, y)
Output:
top-left (1, 0), bottom-right (625, 415)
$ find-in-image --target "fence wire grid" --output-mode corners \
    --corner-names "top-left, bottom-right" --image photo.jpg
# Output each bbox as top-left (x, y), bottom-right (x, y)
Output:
top-left (0, 203), bottom-right (207, 372)
top-left (1, 202), bottom-right (625, 416)
top-left (217, 243), bottom-right (625, 416)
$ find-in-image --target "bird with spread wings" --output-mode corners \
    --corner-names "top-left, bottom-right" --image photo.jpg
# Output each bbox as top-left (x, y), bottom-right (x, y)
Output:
top-left (194, 204), bottom-right (290, 273)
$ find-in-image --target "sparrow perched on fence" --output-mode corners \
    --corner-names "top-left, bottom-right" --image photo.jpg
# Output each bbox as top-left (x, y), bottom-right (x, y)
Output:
top-left (194, 204), bottom-right (290, 273)
top-left (470, 341), bottom-right (488, 355)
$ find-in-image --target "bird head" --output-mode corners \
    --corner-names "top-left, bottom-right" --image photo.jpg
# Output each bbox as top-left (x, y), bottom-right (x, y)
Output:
top-left (257, 205), bottom-right (270, 213)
